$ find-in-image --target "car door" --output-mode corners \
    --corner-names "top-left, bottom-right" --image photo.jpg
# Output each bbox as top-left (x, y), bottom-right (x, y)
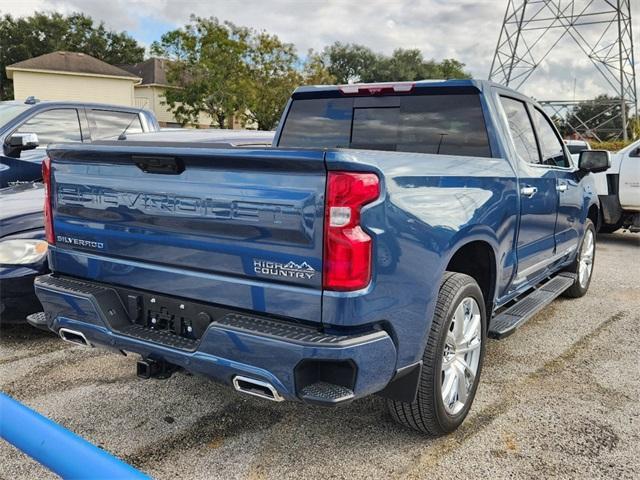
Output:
top-left (618, 142), bottom-right (640, 209)
top-left (499, 96), bottom-right (558, 283)
top-left (531, 107), bottom-right (582, 256)
top-left (1, 108), bottom-right (84, 185)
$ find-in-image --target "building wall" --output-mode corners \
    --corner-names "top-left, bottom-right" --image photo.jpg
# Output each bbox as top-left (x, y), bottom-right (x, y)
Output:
top-left (12, 70), bottom-right (136, 106)
top-left (135, 85), bottom-right (231, 128)
top-left (132, 86), bottom-right (157, 119)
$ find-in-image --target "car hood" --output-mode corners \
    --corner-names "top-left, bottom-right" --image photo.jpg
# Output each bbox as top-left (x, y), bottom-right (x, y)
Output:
top-left (0, 182), bottom-right (44, 237)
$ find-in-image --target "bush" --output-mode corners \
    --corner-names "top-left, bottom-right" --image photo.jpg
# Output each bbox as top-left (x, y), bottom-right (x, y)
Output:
top-left (589, 140), bottom-right (633, 152)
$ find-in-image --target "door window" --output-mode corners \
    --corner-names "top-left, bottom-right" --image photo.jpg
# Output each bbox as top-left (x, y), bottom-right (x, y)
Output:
top-left (532, 108), bottom-right (569, 167)
top-left (15, 108), bottom-right (82, 144)
top-left (499, 97), bottom-right (540, 164)
top-left (89, 110), bottom-right (143, 140)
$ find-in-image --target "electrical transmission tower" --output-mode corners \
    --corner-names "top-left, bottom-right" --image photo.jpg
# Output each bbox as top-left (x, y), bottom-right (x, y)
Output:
top-left (489, 0), bottom-right (637, 140)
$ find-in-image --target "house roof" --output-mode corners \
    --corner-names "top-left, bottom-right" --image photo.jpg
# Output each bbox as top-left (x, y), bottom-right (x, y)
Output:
top-left (119, 58), bottom-right (170, 86)
top-left (6, 51), bottom-right (140, 80)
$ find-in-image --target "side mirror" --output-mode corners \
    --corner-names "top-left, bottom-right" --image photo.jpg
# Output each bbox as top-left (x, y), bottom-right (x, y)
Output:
top-left (630, 147), bottom-right (640, 158)
top-left (579, 150), bottom-right (610, 173)
top-left (7, 132), bottom-right (39, 152)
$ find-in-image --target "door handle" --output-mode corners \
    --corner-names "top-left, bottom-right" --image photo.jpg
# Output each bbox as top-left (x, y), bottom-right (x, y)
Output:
top-left (556, 184), bottom-right (568, 192)
top-left (520, 186), bottom-right (538, 197)
top-left (133, 155), bottom-right (184, 175)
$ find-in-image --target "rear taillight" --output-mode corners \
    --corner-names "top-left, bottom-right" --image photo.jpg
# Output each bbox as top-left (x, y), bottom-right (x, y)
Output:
top-left (324, 172), bottom-right (380, 291)
top-left (42, 157), bottom-right (55, 244)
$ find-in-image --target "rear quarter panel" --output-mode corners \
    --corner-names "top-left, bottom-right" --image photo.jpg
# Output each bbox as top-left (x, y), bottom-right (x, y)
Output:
top-left (323, 149), bottom-right (518, 367)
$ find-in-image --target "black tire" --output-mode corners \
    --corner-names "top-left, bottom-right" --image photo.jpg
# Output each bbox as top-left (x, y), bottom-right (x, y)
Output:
top-left (563, 219), bottom-right (596, 298)
top-left (388, 272), bottom-right (487, 436)
top-left (598, 221), bottom-right (621, 234)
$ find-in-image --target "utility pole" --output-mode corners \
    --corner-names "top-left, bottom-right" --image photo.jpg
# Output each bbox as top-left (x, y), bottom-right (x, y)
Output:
top-left (489, 0), bottom-right (637, 140)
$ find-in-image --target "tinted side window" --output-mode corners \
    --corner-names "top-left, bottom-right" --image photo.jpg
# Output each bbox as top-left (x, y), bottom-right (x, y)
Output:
top-left (279, 94), bottom-right (491, 157)
top-left (90, 110), bottom-right (143, 140)
top-left (533, 108), bottom-right (569, 167)
top-left (16, 108), bottom-right (82, 144)
top-left (499, 97), bottom-right (539, 164)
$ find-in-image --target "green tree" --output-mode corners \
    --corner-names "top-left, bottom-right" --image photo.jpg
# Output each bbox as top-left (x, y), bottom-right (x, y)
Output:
top-left (244, 32), bottom-right (301, 130)
top-left (151, 16), bottom-right (250, 128)
top-left (320, 43), bottom-right (471, 84)
top-left (371, 49), bottom-right (428, 82)
top-left (301, 49), bottom-right (336, 85)
top-left (323, 42), bottom-right (380, 84)
top-left (564, 95), bottom-right (627, 141)
top-left (0, 12), bottom-right (144, 100)
top-left (438, 58), bottom-right (470, 79)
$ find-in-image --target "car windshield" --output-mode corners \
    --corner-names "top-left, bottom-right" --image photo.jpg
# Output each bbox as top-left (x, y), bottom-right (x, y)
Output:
top-left (0, 103), bottom-right (30, 128)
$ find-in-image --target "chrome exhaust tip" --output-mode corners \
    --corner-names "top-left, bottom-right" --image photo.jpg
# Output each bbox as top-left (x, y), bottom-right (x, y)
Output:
top-left (232, 375), bottom-right (284, 402)
top-left (58, 328), bottom-right (92, 347)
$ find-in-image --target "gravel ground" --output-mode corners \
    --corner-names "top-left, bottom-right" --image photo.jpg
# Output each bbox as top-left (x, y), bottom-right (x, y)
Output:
top-left (1, 231), bottom-right (638, 480)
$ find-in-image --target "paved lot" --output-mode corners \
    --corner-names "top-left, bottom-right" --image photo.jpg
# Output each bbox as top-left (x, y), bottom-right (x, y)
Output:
top-left (1, 232), bottom-right (638, 480)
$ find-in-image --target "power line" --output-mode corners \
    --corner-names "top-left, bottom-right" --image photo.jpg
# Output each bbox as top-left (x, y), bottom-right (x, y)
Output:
top-left (489, 0), bottom-right (637, 140)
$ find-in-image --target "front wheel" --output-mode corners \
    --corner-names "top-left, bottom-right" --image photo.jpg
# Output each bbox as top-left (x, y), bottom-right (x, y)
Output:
top-left (388, 272), bottom-right (486, 435)
top-left (563, 219), bottom-right (596, 298)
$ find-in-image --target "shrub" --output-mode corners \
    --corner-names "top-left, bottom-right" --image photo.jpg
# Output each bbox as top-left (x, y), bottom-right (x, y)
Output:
top-left (589, 140), bottom-right (633, 152)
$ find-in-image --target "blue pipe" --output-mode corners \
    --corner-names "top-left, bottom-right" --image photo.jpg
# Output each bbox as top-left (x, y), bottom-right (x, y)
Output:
top-left (0, 392), bottom-right (149, 479)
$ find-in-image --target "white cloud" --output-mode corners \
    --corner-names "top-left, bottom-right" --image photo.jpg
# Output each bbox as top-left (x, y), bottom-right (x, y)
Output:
top-left (3, 0), bottom-right (638, 102)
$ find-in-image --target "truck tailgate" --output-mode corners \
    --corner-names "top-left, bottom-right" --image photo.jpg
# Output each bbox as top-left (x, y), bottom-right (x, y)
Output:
top-left (48, 145), bottom-right (326, 322)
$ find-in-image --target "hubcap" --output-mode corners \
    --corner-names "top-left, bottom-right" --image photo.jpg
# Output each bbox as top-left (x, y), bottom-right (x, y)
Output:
top-left (578, 229), bottom-right (594, 288)
top-left (441, 297), bottom-right (482, 415)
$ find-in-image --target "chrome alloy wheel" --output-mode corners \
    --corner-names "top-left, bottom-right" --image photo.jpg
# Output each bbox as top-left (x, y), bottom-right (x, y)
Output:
top-left (578, 229), bottom-right (595, 288)
top-left (441, 297), bottom-right (482, 415)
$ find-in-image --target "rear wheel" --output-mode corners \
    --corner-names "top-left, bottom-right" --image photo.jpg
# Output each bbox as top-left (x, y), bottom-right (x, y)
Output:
top-left (388, 272), bottom-right (486, 435)
top-left (563, 219), bottom-right (596, 298)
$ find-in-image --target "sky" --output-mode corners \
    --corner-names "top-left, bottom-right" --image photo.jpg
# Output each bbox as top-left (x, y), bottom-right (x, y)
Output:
top-left (3, 0), bottom-right (639, 102)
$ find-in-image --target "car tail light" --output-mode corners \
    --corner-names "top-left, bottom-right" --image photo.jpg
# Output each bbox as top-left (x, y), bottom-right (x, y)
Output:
top-left (339, 82), bottom-right (415, 96)
top-left (324, 172), bottom-right (380, 291)
top-left (42, 157), bottom-right (55, 244)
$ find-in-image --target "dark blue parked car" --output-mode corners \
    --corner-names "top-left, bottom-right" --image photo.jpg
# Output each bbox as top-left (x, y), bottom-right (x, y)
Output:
top-left (0, 182), bottom-right (46, 320)
top-left (0, 98), bottom-right (159, 188)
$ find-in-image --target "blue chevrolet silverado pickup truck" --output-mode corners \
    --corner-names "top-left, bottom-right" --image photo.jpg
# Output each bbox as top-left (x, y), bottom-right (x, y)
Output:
top-left (0, 129), bottom-right (273, 323)
top-left (34, 80), bottom-right (609, 435)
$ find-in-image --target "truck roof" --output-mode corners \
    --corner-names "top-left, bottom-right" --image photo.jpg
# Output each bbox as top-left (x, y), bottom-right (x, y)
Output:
top-left (121, 129), bottom-right (275, 146)
top-left (0, 99), bottom-right (151, 114)
top-left (293, 79), bottom-right (515, 96)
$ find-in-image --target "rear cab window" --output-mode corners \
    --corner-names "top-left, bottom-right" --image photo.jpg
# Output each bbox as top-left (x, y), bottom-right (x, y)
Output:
top-left (278, 91), bottom-right (492, 157)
